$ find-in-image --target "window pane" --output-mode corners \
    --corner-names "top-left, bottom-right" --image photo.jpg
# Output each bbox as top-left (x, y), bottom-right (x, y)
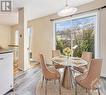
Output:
top-left (55, 15), bottom-right (96, 57)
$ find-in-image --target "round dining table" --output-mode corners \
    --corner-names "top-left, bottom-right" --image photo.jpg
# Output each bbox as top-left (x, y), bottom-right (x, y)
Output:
top-left (51, 56), bottom-right (88, 90)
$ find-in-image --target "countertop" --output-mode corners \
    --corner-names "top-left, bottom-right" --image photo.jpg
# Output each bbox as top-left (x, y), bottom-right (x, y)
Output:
top-left (0, 49), bottom-right (13, 54)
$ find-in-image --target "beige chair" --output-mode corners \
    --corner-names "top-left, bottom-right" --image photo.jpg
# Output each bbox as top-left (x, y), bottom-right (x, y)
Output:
top-left (39, 54), bottom-right (61, 95)
top-left (74, 52), bottom-right (92, 73)
top-left (52, 50), bottom-right (64, 69)
top-left (75, 59), bottom-right (102, 95)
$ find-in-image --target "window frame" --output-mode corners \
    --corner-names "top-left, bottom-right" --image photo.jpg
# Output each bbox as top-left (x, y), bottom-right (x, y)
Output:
top-left (53, 12), bottom-right (99, 58)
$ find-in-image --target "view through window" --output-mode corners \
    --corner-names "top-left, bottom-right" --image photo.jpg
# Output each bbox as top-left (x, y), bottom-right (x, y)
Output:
top-left (27, 28), bottom-right (32, 59)
top-left (55, 15), bottom-right (96, 57)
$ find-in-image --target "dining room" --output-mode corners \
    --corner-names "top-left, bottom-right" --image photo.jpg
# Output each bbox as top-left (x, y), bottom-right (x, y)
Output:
top-left (0, 0), bottom-right (106, 95)
top-left (28, 2), bottom-right (106, 95)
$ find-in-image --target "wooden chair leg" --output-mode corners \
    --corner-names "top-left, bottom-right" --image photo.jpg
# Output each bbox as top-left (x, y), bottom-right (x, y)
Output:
top-left (98, 88), bottom-right (100, 95)
top-left (42, 76), bottom-right (44, 87)
top-left (58, 78), bottom-right (61, 95)
top-left (85, 88), bottom-right (88, 93)
top-left (87, 90), bottom-right (91, 95)
top-left (54, 80), bottom-right (56, 85)
top-left (45, 80), bottom-right (48, 95)
top-left (75, 82), bottom-right (77, 95)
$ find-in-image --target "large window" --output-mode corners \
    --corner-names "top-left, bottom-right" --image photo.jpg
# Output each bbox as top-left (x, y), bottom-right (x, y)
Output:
top-left (55, 14), bottom-right (96, 57)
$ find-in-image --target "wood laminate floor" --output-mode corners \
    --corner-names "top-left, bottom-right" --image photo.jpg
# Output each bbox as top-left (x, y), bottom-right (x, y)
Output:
top-left (6, 66), bottom-right (106, 95)
top-left (6, 67), bottom-right (41, 95)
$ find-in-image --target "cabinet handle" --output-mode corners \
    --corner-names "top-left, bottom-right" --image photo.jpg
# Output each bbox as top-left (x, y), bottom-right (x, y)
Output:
top-left (0, 58), bottom-right (4, 60)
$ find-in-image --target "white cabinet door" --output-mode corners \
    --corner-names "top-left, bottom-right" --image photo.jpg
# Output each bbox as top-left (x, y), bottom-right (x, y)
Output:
top-left (0, 53), bottom-right (13, 95)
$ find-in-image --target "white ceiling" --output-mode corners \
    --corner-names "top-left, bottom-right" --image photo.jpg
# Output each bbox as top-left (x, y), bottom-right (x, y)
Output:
top-left (0, 0), bottom-right (94, 25)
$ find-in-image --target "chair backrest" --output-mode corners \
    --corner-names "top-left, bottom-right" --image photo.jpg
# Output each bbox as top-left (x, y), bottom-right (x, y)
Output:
top-left (52, 50), bottom-right (61, 58)
top-left (85, 59), bottom-right (102, 88)
top-left (39, 54), bottom-right (50, 78)
top-left (81, 52), bottom-right (92, 69)
top-left (81, 52), bottom-right (92, 63)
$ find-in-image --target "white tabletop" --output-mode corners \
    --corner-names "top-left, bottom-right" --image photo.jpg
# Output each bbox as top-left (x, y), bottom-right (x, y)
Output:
top-left (51, 56), bottom-right (88, 67)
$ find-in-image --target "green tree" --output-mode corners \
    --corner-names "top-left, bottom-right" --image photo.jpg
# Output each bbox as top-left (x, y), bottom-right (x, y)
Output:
top-left (56, 24), bottom-right (95, 57)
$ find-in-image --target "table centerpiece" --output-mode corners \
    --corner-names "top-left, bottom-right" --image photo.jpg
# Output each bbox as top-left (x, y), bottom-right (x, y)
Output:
top-left (63, 47), bottom-right (73, 65)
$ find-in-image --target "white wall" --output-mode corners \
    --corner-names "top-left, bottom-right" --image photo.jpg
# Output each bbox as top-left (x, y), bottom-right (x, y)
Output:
top-left (28, 16), bottom-right (53, 63)
top-left (0, 25), bottom-right (11, 48)
top-left (11, 25), bottom-right (18, 45)
top-left (18, 8), bottom-right (30, 71)
top-left (99, 8), bottom-right (106, 77)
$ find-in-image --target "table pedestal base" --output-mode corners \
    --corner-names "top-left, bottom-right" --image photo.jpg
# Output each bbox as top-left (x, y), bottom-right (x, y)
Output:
top-left (62, 66), bottom-right (72, 90)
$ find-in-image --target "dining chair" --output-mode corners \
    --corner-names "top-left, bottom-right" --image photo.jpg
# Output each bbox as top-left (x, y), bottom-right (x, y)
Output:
top-left (39, 54), bottom-right (61, 95)
top-left (74, 52), bottom-right (92, 73)
top-left (52, 50), bottom-right (64, 69)
top-left (75, 59), bottom-right (102, 95)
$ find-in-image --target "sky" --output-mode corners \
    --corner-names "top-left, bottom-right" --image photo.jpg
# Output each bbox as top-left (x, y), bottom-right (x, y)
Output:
top-left (56, 15), bottom-right (96, 31)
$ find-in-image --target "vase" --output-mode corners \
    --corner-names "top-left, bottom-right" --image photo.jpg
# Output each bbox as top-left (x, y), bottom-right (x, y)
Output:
top-left (66, 56), bottom-right (69, 65)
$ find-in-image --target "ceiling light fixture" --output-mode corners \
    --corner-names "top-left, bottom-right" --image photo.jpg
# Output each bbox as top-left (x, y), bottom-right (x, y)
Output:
top-left (57, 0), bottom-right (78, 17)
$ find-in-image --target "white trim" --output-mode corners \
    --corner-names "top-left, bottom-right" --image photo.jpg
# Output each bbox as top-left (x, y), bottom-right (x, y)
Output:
top-left (95, 11), bottom-right (101, 58)
top-left (53, 22), bottom-right (56, 50)
top-left (54, 11), bottom-right (97, 23)
top-left (99, 8), bottom-right (106, 77)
